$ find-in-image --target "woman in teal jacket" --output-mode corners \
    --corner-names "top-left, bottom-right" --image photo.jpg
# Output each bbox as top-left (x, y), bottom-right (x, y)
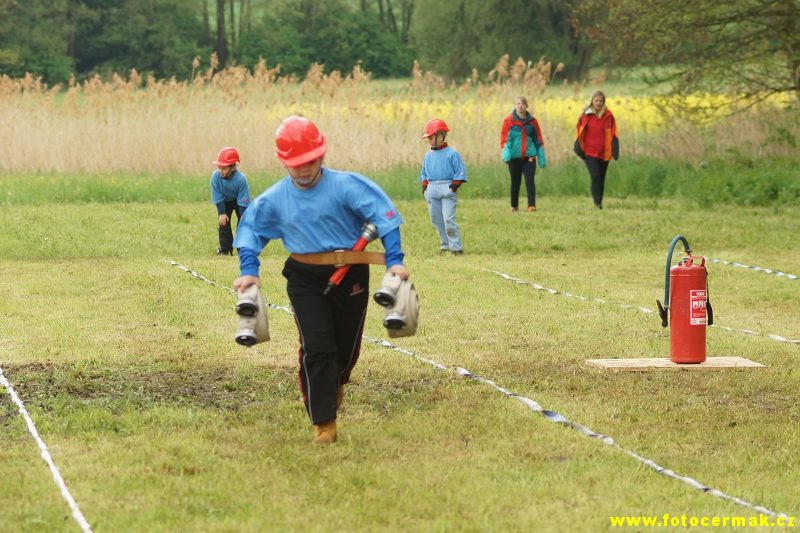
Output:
top-left (500, 96), bottom-right (546, 212)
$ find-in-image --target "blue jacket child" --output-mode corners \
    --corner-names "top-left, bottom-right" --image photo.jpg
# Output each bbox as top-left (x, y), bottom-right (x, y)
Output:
top-left (210, 146), bottom-right (251, 255)
top-left (419, 118), bottom-right (467, 255)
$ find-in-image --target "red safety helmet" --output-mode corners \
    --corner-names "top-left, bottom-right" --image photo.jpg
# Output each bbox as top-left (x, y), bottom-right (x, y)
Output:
top-left (213, 147), bottom-right (240, 166)
top-left (421, 118), bottom-right (449, 139)
top-left (275, 116), bottom-right (327, 167)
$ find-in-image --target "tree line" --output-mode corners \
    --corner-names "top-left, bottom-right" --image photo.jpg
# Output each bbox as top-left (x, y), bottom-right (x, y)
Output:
top-left (1, 0), bottom-right (797, 105)
top-left (0, 0), bottom-right (590, 83)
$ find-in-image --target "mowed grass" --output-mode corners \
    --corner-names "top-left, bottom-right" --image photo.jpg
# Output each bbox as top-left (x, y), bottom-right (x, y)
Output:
top-left (0, 178), bottom-right (799, 532)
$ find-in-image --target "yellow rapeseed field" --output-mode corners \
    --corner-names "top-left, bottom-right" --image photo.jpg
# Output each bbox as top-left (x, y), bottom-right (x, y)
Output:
top-left (0, 59), bottom-right (794, 174)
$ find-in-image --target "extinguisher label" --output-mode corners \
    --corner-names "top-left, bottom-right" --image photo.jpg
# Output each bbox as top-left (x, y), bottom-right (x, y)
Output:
top-left (690, 290), bottom-right (707, 325)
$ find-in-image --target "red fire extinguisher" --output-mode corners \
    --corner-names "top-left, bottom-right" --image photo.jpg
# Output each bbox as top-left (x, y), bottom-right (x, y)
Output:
top-left (656, 235), bottom-right (714, 363)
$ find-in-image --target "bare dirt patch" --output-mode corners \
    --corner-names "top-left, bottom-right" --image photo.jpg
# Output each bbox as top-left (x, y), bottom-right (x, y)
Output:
top-left (2, 361), bottom-right (287, 412)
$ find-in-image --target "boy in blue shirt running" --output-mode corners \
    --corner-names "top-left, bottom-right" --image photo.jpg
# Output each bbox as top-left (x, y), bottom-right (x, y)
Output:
top-left (210, 147), bottom-right (251, 255)
top-left (419, 119), bottom-right (467, 255)
top-left (233, 117), bottom-right (410, 445)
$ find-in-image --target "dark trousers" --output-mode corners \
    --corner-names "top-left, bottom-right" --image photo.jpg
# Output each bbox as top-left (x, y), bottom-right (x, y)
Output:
top-left (507, 158), bottom-right (536, 208)
top-left (584, 157), bottom-right (610, 207)
top-left (218, 201), bottom-right (243, 251)
top-left (283, 258), bottom-right (370, 425)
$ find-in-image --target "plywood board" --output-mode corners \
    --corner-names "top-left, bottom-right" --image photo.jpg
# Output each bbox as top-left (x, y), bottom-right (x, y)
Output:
top-left (585, 356), bottom-right (765, 372)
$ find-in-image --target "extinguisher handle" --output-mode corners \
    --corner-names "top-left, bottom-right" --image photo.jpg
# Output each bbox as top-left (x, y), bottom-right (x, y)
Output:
top-left (656, 300), bottom-right (668, 328)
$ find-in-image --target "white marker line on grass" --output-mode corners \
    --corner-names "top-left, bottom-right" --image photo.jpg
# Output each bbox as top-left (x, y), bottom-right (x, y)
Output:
top-left (708, 258), bottom-right (798, 280)
top-left (0, 366), bottom-right (94, 533)
top-left (361, 337), bottom-right (790, 519)
top-left (167, 261), bottom-right (291, 313)
top-left (481, 267), bottom-right (800, 345)
top-left (169, 260), bottom-right (791, 518)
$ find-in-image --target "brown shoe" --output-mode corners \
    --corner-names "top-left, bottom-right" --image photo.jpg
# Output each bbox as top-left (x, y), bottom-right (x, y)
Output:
top-left (511, 207), bottom-right (518, 212)
top-left (528, 206), bottom-right (536, 212)
top-left (313, 420), bottom-right (337, 444)
top-left (336, 386), bottom-right (344, 410)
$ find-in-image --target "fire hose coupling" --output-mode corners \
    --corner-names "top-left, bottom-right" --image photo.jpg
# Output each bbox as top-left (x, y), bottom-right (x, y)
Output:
top-left (373, 271), bottom-right (419, 338)
top-left (323, 222), bottom-right (380, 296)
top-left (235, 284), bottom-right (270, 346)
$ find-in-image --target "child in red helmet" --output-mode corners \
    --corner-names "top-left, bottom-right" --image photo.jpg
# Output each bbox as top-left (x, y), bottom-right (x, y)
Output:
top-left (419, 118), bottom-right (467, 255)
top-left (210, 146), bottom-right (251, 255)
top-left (233, 116), bottom-right (410, 445)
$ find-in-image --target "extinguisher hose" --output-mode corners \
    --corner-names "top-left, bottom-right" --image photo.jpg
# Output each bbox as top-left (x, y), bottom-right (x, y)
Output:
top-left (657, 235), bottom-right (691, 327)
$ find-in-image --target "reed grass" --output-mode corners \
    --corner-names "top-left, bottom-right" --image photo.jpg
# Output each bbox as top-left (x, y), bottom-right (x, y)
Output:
top-left (1, 57), bottom-right (796, 176)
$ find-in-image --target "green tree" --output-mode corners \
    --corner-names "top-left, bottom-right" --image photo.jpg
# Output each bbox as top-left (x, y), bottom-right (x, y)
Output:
top-left (0, 0), bottom-right (75, 82)
top-left (365, 0), bottom-right (415, 44)
top-left (238, 0), bottom-right (412, 78)
top-left (72, 0), bottom-right (208, 79)
top-left (215, 0), bottom-right (228, 69)
top-left (574, 0), bottom-right (800, 108)
top-left (410, 0), bottom-right (590, 80)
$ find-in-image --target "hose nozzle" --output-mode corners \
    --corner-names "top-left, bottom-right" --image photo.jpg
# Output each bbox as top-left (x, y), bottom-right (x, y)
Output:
top-left (323, 222), bottom-right (379, 294)
top-left (656, 300), bottom-right (668, 328)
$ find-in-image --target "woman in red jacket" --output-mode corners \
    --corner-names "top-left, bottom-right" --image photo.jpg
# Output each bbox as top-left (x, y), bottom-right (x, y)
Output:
top-left (574, 91), bottom-right (619, 209)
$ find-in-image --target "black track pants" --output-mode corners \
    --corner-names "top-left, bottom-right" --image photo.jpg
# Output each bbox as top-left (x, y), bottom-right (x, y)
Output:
top-left (584, 157), bottom-right (609, 207)
top-left (218, 201), bottom-right (243, 252)
top-left (507, 158), bottom-right (537, 208)
top-left (283, 258), bottom-right (370, 425)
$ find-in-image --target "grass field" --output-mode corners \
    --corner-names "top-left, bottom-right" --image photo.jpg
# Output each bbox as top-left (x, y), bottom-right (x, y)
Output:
top-left (6, 155), bottom-right (800, 209)
top-left (1, 169), bottom-right (798, 531)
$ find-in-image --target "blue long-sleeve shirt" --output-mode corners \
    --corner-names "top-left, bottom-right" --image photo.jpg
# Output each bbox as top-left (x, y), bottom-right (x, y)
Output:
top-left (210, 169), bottom-right (251, 214)
top-left (418, 146), bottom-right (467, 183)
top-left (235, 168), bottom-right (405, 276)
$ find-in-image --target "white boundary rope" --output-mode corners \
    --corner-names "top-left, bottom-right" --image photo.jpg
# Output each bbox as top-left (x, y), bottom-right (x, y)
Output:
top-left (481, 268), bottom-right (800, 346)
top-left (708, 258), bottom-right (798, 280)
top-left (361, 337), bottom-right (789, 519)
top-left (0, 366), bottom-right (94, 533)
top-left (168, 261), bottom-right (292, 313)
top-left (169, 260), bottom-right (791, 518)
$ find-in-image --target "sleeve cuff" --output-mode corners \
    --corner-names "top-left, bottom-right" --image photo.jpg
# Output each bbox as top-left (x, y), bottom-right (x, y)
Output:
top-left (380, 228), bottom-right (405, 268)
top-left (238, 247), bottom-right (261, 277)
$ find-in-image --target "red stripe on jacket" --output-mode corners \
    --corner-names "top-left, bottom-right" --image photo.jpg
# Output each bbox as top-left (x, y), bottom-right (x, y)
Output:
top-left (500, 113), bottom-right (544, 159)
